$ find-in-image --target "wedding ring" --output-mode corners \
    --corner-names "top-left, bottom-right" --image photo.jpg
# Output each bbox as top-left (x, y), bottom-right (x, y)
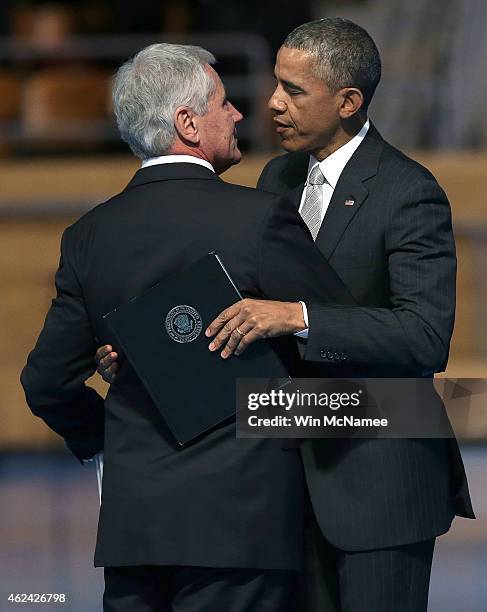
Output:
top-left (235, 326), bottom-right (246, 337)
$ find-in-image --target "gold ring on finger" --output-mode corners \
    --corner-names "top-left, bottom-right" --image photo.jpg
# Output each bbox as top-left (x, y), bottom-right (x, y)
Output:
top-left (235, 326), bottom-right (246, 337)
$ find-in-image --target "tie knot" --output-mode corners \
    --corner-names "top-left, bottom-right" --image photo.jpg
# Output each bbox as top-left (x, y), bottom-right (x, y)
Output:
top-left (308, 164), bottom-right (325, 185)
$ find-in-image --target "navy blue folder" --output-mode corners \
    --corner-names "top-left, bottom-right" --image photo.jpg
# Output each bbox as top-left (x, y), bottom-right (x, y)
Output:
top-left (103, 253), bottom-right (289, 445)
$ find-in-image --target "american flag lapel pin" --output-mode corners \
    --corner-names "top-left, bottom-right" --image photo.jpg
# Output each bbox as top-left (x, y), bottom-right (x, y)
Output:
top-left (344, 198), bottom-right (355, 206)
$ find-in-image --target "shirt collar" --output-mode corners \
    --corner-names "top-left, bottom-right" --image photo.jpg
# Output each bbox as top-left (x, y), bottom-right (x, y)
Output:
top-left (141, 154), bottom-right (215, 174)
top-left (307, 119), bottom-right (370, 188)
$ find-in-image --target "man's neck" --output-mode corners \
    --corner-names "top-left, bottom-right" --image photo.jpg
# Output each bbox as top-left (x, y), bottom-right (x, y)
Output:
top-left (312, 115), bottom-right (367, 162)
top-left (168, 143), bottom-right (207, 162)
top-left (168, 143), bottom-right (231, 175)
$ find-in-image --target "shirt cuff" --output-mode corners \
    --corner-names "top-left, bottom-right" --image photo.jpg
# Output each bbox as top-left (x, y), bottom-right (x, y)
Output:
top-left (294, 301), bottom-right (309, 339)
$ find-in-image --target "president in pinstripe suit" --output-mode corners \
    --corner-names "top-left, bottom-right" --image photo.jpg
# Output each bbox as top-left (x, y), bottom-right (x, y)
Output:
top-left (206, 18), bottom-right (475, 612)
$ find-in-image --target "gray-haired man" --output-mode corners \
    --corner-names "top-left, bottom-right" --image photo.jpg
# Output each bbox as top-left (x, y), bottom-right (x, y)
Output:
top-left (21, 42), bottom-right (353, 611)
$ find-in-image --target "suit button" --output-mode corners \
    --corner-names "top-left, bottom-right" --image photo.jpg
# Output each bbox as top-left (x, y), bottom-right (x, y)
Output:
top-left (320, 349), bottom-right (327, 359)
top-left (334, 352), bottom-right (341, 360)
top-left (341, 354), bottom-right (348, 361)
top-left (327, 351), bottom-right (334, 360)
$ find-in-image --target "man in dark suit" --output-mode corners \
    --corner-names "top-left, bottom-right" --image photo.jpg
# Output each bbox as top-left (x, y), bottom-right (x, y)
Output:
top-left (204, 18), bottom-right (474, 612)
top-left (20, 42), bottom-right (354, 611)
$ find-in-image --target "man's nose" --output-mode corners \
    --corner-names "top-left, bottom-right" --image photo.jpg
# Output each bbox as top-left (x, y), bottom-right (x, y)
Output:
top-left (230, 102), bottom-right (243, 123)
top-left (268, 89), bottom-right (286, 112)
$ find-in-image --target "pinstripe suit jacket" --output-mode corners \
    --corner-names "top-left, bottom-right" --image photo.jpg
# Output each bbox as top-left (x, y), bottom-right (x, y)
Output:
top-left (257, 124), bottom-right (474, 551)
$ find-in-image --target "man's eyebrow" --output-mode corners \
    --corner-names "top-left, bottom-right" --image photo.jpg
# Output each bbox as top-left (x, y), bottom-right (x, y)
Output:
top-left (281, 78), bottom-right (305, 91)
top-left (273, 69), bottom-right (305, 91)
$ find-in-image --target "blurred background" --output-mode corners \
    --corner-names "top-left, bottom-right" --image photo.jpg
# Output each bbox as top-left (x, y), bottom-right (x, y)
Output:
top-left (1, 0), bottom-right (486, 610)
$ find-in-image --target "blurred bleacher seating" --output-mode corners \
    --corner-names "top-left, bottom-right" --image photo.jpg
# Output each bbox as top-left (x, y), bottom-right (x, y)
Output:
top-left (20, 66), bottom-right (111, 152)
top-left (0, 31), bottom-right (273, 155)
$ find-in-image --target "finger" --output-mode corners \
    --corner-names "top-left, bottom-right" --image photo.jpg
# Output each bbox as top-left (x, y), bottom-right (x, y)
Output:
top-left (99, 351), bottom-right (118, 370)
top-left (233, 327), bottom-right (264, 356)
top-left (95, 344), bottom-right (113, 364)
top-left (205, 309), bottom-right (233, 338)
top-left (205, 301), bottom-right (243, 337)
top-left (98, 351), bottom-right (118, 372)
top-left (208, 319), bottom-right (239, 351)
top-left (220, 321), bottom-right (255, 359)
top-left (209, 314), bottom-right (248, 352)
top-left (103, 363), bottom-right (119, 384)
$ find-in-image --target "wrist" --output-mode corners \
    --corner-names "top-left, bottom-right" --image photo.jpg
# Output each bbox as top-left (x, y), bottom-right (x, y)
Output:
top-left (288, 302), bottom-right (306, 332)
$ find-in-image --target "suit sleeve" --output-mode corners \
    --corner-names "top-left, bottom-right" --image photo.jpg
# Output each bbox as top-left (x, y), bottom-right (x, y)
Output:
top-left (20, 226), bottom-right (104, 461)
top-left (257, 195), bottom-right (355, 306)
top-left (304, 180), bottom-right (456, 374)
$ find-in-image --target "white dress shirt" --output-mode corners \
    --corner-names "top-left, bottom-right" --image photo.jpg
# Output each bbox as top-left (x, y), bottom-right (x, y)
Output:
top-left (141, 154), bottom-right (215, 173)
top-left (299, 120), bottom-right (369, 225)
top-left (297, 120), bottom-right (369, 336)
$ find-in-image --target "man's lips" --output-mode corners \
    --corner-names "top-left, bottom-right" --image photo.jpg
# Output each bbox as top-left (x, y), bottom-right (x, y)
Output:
top-left (273, 119), bottom-right (292, 133)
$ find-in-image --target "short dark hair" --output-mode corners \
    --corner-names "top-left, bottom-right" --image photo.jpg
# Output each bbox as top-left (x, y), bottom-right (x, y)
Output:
top-left (284, 18), bottom-right (381, 110)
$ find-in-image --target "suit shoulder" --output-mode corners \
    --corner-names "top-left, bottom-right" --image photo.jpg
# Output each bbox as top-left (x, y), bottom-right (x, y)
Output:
top-left (215, 180), bottom-right (300, 238)
top-left (64, 194), bottom-right (121, 235)
top-left (218, 179), bottom-right (281, 210)
top-left (61, 195), bottom-right (121, 253)
top-left (261, 152), bottom-right (292, 172)
top-left (373, 141), bottom-right (451, 218)
top-left (258, 152), bottom-right (309, 193)
top-left (380, 140), bottom-right (440, 184)
top-left (260, 151), bottom-right (308, 174)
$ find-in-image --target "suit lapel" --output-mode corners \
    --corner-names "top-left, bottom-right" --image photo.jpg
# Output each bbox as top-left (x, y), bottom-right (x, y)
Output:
top-left (315, 174), bottom-right (369, 258)
top-left (315, 124), bottom-right (384, 259)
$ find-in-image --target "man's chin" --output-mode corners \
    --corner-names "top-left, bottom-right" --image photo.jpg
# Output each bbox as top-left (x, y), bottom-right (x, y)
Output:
top-left (228, 150), bottom-right (242, 169)
top-left (233, 148), bottom-right (242, 165)
top-left (214, 151), bottom-right (242, 175)
top-left (278, 135), bottom-right (301, 152)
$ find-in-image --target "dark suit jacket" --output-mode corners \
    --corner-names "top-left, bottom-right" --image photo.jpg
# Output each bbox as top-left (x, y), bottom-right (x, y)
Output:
top-left (257, 124), bottom-right (474, 551)
top-left (21, 162), bottom-right (354, 570)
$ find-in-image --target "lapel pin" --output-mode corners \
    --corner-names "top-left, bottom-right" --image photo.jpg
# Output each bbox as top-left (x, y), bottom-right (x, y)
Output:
top-left (344, 198), bottom-right (355, 206)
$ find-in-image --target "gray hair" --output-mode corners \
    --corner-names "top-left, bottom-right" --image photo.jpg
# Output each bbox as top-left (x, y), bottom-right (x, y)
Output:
top-left (284, 18), bottom-right (381, 110)
top-left (112, 43), bottom-right (216, 159)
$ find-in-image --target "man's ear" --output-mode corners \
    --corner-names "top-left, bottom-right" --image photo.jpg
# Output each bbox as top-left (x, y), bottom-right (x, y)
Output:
top-left (338, 88), bottom-right (364, 119)
top-left (174, 106), bottom-right (199, 144)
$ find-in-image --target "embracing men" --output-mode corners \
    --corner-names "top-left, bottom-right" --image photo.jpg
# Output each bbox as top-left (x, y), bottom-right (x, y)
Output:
top-left (22, 17), bottom-right (473, 612)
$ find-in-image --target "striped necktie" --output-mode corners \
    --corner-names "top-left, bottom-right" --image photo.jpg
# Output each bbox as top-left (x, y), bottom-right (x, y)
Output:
top-left (300, 164), bottom-right (325, 240)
